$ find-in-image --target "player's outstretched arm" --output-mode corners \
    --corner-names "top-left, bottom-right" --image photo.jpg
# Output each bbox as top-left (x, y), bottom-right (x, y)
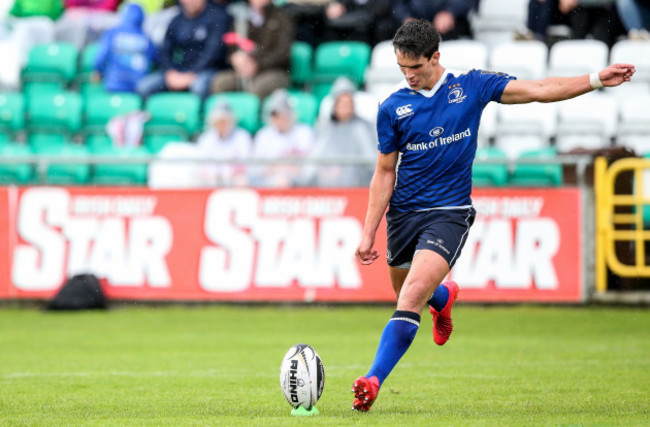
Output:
top-left (500, 63), bottom-right (636, 104)
top-left (356, 151), bottom-right (398, 265)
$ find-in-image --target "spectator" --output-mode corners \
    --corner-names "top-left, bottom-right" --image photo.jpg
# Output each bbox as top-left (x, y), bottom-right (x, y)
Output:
top-left (93, 3), bottom-right (157, 93)
top-left (137, 0), bottom-right (231, 99)
top-left (64, 0), bottom-right (121, 10)
top-left (9, 0), bottom-right (64, 19)
top-left (393, 0), bottom-right (475, 40)
top-left (281, 0), bottom-right (330, 47)
top-left (196, 100), bottom-right (253, 186)
top-left (210, 0), bottom-right (294, 100)
top-left (249, 89), bottom-right (315, 187)
top-left (520, 0), bottom-right (626, 47)
top-left (323, 0), bottom-right (399, 45)
top-left (305, 77), bottom-right (376, 187)
top-left (54, 0), bottom-right (122, 48)
top-left (616, 0), bottom-right (650, 39)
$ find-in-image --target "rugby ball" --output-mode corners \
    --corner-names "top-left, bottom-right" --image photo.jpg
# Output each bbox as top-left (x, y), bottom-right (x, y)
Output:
top-left (279, 343), bottom-right (325, 409)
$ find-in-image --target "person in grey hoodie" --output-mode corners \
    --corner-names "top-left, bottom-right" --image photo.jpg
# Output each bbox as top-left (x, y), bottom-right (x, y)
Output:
top-left (305, 77), bottom-right (377, 187)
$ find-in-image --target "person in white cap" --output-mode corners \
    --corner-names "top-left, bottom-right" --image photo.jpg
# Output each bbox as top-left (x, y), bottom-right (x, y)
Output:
top-left (196, 100), bottom-right (253, 186)
top-left (250, 88), bottom-right (315, 187)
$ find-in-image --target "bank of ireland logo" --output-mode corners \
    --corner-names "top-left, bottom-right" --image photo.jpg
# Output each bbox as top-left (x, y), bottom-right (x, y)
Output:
top-left (396, 104), bottom-right (413, 119)
top-left (429, 127), bottom-right (444, 137)
top-left (448, 83), bottom-right (467, 104)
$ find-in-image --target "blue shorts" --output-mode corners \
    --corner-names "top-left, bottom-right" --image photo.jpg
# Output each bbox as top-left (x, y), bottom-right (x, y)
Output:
top-left (385, 207), bottom-right (476, 269)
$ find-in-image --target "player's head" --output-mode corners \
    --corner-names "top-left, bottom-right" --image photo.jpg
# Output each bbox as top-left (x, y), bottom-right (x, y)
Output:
top-left (392, 19), bottom-right (441, 61)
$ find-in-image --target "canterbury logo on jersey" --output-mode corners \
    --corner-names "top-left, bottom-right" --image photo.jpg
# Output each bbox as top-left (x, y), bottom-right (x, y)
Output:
top-left (396, 104), bottom-right (413, 119)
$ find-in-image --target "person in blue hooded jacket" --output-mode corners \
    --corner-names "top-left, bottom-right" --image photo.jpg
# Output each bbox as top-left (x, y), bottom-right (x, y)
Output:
top-left (93, 3), bottom-right (157, 93)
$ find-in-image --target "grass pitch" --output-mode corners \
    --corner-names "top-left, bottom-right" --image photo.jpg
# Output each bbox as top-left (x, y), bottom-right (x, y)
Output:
top-left (0, 304), bottom-right (648, 426)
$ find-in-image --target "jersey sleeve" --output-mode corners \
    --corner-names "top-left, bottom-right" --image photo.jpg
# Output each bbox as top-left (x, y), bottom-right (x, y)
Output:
top-left (376, 104), bottom-right (398, 154)
top-left (476, 70), bottom-right (516, 104)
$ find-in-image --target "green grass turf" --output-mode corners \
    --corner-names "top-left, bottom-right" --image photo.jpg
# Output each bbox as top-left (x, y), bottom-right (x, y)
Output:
top-left (0, 305), bottom-right (648, 426)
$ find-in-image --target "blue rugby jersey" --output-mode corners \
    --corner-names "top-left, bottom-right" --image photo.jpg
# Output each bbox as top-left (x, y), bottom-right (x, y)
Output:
top-left (377, 69), bottom-right (515, 212)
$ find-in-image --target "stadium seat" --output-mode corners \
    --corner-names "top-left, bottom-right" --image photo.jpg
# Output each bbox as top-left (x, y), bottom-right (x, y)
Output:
top-left (21, 42), bottom-right (79, 89)
top-left (472, 147), bottom-right (508, 187)
top-left (35, 142), bottom-right (91, 185)
top-left (616, 94), bottom-right (650, 156)
top-left (610, 40), bottom-right (650, 85)
top-left (317, 90), bottom-right (379, 128)
top-left (75, 42), bottom-right (101, 94)
top-left (547, 39), bottom-right (609, 77)
top-left (10, 16), bottom-right (56, 67)
top-left (494, 102), bottom-right (557, 159)
top-left (0, 38), bottom-right (22, 89)
top-left (470, 0), bottom-right (528, 48)
top-left (262, 90), bottom-right (319, 126)
top-left (509, 147), bottom-right (563, 187)
top-left (311, 41), bottom-right (371, 99)
top-left (555, 93), bottom-right (617, 152)
top-left (439, 40), bottom-right (489, 71)
top-left (290, 41), bottom-right (313, 88)
top-left (204, 92), bottom-right (261, 134)
top-left (0, 92), bottom-right (25, 141)
top-left (144, 92), bottom-right (201, 147)
top-left (89, 144), bottom-right (149, 185)
top-left (147, 142), bottom-right (209, 189)
top-left (83, 92), bottom-right (142, 135)
top-left (143, 133), bottom-right (186, 154)
top-left (26, 91), bottom-right (82, 144)
top-left (489, 40), bottom-right (548, 80)
top-left (477, 102), bottom-right (498, 149)
top-left (0, 142), bottom-right (34, 184)
top-left (364, 40), bottom-right (403, 99)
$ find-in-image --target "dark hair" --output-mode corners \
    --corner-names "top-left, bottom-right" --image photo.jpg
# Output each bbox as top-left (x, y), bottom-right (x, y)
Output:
top-left (392, 19), bottom-right (441, 60)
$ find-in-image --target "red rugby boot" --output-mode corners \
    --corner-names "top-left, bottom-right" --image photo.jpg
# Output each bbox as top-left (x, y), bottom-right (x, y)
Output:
top-left (429, 281), bottom-right (460, 345)
top-left (351, 376), bottom-right (380, 412)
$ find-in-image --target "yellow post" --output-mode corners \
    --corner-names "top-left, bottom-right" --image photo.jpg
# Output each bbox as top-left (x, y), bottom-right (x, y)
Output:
top-left (594, 157), bottom-right (608, 293)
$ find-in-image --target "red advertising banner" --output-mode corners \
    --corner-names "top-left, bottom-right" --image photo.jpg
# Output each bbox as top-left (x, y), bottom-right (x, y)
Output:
top-left (0, 186), bottom-right (583, 303)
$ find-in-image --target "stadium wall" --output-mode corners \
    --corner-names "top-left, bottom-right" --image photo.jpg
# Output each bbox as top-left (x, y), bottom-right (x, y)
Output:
top-left (0, 186), bottom-right (583, 303)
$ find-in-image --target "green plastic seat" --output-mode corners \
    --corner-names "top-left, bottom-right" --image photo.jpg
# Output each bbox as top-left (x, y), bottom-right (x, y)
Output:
top-left (76, 43), bottom-right (98, 82)
top-left (83, 92), bottom-right (142, 134)
top-left (34, 142), bottom-right (91, 185)
top-left (0, 92), bottom-right (25, 140)
top-left (311, 41), bottom-right (371, 99)
top-left (143, 133), bottom-right (185, 154)
top-left (26, 91), bottom-right (82, 137)
top-left (290, 41), bottom-right (313, 88)
top-left (204, 92), bottom-right (261, 134)
top-left (261, 90), bottom-right (319, 126)
top-left (89, 145), bottom-right (149, 185)
top-left (21, 42), bottom-right (79, 88)
top-left (0, 143), bottom-right (34, 184)
top-left (472, 147), bottom-right (508, 187)
top-left (509, 147), bottom-right (563, 187)
top-left (144, 92), bottom-right (201, 139)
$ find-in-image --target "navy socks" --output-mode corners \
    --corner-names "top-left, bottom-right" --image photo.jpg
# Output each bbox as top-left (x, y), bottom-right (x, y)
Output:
top-left (366, 310), bottom-right (420, 386)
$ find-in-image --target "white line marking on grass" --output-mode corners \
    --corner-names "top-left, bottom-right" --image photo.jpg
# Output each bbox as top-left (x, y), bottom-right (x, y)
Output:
top-left (0, 369), bottom-right (241, 379)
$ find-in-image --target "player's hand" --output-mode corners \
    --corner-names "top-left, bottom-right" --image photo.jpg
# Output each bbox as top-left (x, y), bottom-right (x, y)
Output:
top-left (599, 63), bottom-right (636, 87)
top-left (356, 235), bottom-right (379, 265)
